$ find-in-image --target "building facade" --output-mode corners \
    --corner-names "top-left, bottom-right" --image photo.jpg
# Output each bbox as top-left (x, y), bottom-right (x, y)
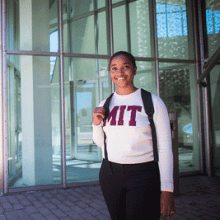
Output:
top-left (0, 0), bottom-right (219, 195)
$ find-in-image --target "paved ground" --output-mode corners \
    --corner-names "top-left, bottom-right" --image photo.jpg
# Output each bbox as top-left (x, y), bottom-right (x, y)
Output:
top-left (0, 175), bottom-right (219, 220)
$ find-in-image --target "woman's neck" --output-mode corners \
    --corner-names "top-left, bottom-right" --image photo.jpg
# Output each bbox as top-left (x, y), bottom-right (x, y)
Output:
top-left (116, 86), bottom-right (138, 95)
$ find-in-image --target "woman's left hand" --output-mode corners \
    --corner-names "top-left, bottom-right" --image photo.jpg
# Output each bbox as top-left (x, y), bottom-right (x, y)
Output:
top-left (160, 191), bottom-right (176, 219)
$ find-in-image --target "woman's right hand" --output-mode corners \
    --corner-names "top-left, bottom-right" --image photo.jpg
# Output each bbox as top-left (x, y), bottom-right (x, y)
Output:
top-left (93, 107), bottom-right (106, 125)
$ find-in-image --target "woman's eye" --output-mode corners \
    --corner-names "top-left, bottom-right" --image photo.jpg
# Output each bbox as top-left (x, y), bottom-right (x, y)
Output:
top-left (124, 65), bottom-right (130, 70)
top-left (112, 67), bottom-right (117, 71)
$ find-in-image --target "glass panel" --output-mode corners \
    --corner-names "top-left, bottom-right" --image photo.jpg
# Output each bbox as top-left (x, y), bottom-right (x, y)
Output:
top-left (129, 0), bottom-right (154, 57)
top-left (97, 0), bottom-right (105, 9)
top-left (64, 57), bottom-right (111, 183)
top-left (112, 0), bottom-right (124, 4)
top-left (112, 0), bottom-right (155, 57)
top-left (210, 66), bottom-right (220, 175)
top-left (6, 0), bottom-right (59, 52)
top-left (156, 0), bottom-right (194, 59)
top-left (97, 12), bottom-right (108, 55)
top-left (7, 55), bottom-right (62, 187)
top-left (63, 0), bottom-right (107, 54)
top-left (134, 61), bottom-right (157, 94)
top-left (205, 0), bottom-right (220, 175)
top-left (205, 0), bottom-right (220, 57)
top-left (63, 0), bottom-right (94, 18)
top-left (159, 63), bottom-right (200, 173)
top-left (113, 5), bottom-right (128, 52)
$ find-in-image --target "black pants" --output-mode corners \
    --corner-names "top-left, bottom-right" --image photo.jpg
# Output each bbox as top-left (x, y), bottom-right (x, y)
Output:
top-left (99, 159), bottom-right (161, 220)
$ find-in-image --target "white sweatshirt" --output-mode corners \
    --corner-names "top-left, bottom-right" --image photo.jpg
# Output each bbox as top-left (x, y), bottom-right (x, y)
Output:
top-left (93, 89), bottom-right (174, 192)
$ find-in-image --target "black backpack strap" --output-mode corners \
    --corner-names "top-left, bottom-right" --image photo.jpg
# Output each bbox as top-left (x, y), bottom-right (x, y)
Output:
top-left (102, 93), bottom-right (114, 174)
top-left (103, 93), bottom-right (114, 122)
top-left (141, 88), bottom-right (159, 162)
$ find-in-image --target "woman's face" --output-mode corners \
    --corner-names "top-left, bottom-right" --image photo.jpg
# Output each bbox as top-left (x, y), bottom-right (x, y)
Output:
top-left (109, 55), bottom-right (137, 89)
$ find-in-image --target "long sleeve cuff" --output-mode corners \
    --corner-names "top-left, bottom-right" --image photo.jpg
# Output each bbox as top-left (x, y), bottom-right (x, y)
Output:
top-left (92, 122), bottom-right (104, 148)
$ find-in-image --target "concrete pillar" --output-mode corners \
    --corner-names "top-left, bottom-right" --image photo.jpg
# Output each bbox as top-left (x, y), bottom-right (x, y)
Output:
top-left (20, 0), bottom-right (52, 186)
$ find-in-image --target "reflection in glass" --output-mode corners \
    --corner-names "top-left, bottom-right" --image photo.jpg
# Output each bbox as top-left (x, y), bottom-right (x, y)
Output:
top-left (210, 67), bottom-right (220, 175)
top-left (112, 0), bottom-right (161, 58)
top-left (129, 0), bottom-right (153, 57)
top-left (206, 1), bottom-right (220, 57)
top-left (6, 0), bottom-right (59, 51)
top-left (159, 63), bottom-right (200, 172)
top-left (7, 55), bottom-right (62, 187)
top-left (134, 61), bottom-right (156, 94)
top-left (62, 0), bottom-right (107, 54)
top-left (113, 5), bottom-right (128, 52)
top-left (156, 0), bottom-right (194, 59)
top-left (63, 0), bottom-right (94, 18)
top-left (97, 12), bottom-right (108, 55)
top-left (64, 57), bottom-right (111, 183)
top-left (206, 0), bottom-right (220, 175)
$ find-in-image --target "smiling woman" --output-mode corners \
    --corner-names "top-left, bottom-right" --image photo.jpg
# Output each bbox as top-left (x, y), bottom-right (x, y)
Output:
top-left (93, 51), bottom-right (176, 220)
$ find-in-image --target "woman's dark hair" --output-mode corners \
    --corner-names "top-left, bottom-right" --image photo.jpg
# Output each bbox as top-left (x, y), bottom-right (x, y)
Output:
top-left (109, 51), bottom-right (136, 70)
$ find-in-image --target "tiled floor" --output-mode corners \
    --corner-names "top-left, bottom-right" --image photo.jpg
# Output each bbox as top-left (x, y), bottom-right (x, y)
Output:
top-left (1, 175), bottom-right (220, 219)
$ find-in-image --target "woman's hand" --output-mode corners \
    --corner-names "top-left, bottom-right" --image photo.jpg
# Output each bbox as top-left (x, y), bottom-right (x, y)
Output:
top-left (160, 191), bottom-right (176, 219)
top-left (93, 107), bottom-right (106, 125)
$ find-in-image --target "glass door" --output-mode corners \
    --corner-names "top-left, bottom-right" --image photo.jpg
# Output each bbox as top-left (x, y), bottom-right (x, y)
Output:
top-left (74, 80), bottom-right (101, 161)
top-left (159, 63), bottom-right (200, 173)
top-left (64, 57), bottom-right (111, 183)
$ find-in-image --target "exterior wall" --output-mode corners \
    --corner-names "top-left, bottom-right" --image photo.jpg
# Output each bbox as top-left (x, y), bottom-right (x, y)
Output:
top-left (0, 0), bottom-right (218, 194)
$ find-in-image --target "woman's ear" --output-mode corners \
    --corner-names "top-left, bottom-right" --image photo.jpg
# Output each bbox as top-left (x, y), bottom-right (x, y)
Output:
top-left (134, 66), bottom-right (137, 75)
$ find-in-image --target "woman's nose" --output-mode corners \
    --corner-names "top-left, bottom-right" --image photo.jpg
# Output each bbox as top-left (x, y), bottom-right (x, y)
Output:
top-left (118, 69), bottom-right (124, 74)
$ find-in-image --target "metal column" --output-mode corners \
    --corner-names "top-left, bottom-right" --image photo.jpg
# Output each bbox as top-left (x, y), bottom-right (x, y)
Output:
top-left (58, 0), bottom-right (67, 188)
top-left (0, 0), bottom-right (4, 196)
top-left (197, 0), bottom-right (213, 177)
top-left (0, 0), bottom-right (8, 195)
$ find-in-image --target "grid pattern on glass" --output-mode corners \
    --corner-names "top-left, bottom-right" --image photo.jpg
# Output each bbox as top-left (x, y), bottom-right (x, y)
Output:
top-left (7, 55), bottom-right (62, 188)
top-left (206, 2), bottom-right (220, 58)
top-left (206, 0), bottom-right (220, 35)
top-left (4, 0), bottom-right (202, 190)
top-left (156, 0), bottom-right (193, 60)
top-left (62, 0), bottom-right (107, 54)
top-left (112, 0), bottom-right (153, 57)
top-left (156, 3), bottom-right (187, 38)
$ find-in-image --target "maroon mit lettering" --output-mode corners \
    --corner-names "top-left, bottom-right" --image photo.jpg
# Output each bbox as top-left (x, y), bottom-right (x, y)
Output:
top-left (103, 105), bottom-right (142, 126)
top-left (103, 106), bottom-right (119, 126)
top-left (118, 105), bottom-right (126, 125)
top-left (127, 106), bottom-right (142, 126)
